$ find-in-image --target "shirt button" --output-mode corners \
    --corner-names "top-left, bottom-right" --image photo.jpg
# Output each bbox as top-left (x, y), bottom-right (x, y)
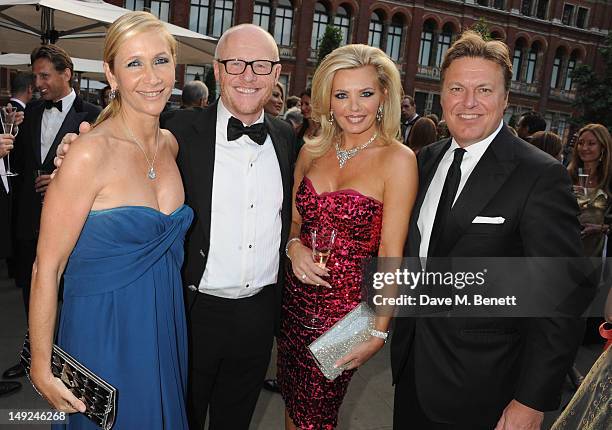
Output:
top-left (250, 204), bottom-right (254, 209)
top-left (246, 284), bottom-right (250, 288)
top-left (250, 163), bottom-right (253, 167)
top-left (249, 244), bottom-right (252, 249)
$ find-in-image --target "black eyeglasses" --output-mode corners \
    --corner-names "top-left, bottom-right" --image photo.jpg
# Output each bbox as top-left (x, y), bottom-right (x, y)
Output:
top-left (216, 59), bottom-right (279, 75)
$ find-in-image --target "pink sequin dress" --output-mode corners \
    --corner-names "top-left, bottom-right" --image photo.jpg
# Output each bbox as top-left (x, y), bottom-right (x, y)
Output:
top-left (277, 176), bottom-right (384, 429)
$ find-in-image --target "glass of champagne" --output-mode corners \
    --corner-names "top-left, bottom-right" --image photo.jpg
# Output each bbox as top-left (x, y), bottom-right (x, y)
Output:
top-left (1, 105), bottom-right (18, 177)
top-left (303, 229), bottom-right (336, 330)
top-left (577, 167), bottom-right (589, 197)
top-left (311, 229), bottom-right (336, 268)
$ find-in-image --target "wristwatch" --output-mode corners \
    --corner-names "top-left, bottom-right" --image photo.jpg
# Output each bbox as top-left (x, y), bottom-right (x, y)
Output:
top-left (370, 329), bottom-right (389, 343)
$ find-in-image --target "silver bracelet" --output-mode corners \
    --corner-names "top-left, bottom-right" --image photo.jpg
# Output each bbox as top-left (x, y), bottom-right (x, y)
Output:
top-left (370, 329), bottom-right (389, 342)
top-left (285, 237), bottom-right (302, 259)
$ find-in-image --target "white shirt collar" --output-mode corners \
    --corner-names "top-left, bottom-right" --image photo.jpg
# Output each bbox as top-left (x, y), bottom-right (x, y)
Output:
top-left (448, 119), bottom-right (504, 158)
top-left (58, 89), bottom-right (77, 111)
top-left (9, 98), bottom-right (26, 109)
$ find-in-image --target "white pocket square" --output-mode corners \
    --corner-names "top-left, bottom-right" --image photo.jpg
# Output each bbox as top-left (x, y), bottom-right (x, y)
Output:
top-left (472, 216), bottom-right (505, 224)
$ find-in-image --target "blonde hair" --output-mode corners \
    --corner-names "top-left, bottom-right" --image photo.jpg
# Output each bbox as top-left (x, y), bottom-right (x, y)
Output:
top-left (305, 44), bottom-right (403, 157)
top-left (94, 11), bottom-right (177, 127)
top-left (568, 123), bottom-right (612, 195)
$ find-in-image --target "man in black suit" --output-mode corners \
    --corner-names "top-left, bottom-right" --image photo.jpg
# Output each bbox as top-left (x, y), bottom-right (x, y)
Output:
top-left (162, 24), bottom-right (296, 430)
top-left (9, 72), bottom-right (34, 113)
top-left (391, 31), bottom-right (584, 430)
top-left (4, 45), bottom-right (100, 380)
top-left (401, 95), bottom-right (419, 145)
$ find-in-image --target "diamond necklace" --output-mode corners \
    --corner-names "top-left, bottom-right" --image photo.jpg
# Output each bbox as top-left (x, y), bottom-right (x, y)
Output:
top-left (335, 132), bottom-right (378, 168)
top-left (123, 118), bottom-right (159, 180)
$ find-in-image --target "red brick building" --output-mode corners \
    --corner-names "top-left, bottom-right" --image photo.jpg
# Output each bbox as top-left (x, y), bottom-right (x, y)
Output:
top-left (6, 0), bottom-right (612, 135)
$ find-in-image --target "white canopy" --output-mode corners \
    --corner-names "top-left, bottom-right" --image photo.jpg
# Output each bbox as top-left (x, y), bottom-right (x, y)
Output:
top-left (0, 52), bottom-right (104, 74)
top-left (0, 0), bottom-right (217, 64)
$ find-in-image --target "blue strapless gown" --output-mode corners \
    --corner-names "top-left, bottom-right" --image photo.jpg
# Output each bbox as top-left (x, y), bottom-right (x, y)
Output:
top-left (52, 205), bottom-right (193, 430)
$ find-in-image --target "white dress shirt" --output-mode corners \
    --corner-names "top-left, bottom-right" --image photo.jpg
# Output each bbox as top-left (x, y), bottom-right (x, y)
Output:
top-left (418, 120), bottom-right (504, 258)
top-left (198, 100), bottom-right (284, 298)
top-left (40, 89), bottom-right (76, 162)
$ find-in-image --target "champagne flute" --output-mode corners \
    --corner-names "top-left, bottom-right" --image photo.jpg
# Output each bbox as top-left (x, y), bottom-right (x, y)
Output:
top-left (1, 105), bottom-right (18, 177)
top-left (303, 229), bottom-right (336, 330)
top-left (577, 167), bottom-right (589, 197)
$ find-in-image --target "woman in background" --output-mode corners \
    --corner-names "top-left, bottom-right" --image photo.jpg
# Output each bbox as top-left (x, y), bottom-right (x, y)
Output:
top-left (407, 117), bottom-right (438, 155)
top-left (265, 81), bottom-right (285, 117)
top-left (278, 44), bottom-right (417, 429)
top-left (29, 12), bottom-right (191, 429)
top-left (530, 130), bottom-right (563, 161)
top-left (567, 123), bottom-right (611, 257)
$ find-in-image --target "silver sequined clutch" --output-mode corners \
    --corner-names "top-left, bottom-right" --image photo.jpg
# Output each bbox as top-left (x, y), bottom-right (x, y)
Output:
top-left (308, 302), bottom-right (375, 381)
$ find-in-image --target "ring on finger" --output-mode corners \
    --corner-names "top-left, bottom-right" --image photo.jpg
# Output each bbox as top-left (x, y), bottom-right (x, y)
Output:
top-left (301, 273), bottom-right (307, 280)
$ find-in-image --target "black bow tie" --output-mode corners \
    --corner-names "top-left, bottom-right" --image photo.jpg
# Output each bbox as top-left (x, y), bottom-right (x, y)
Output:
top-left (227, 116), bottom-right (267, 145)
top-left (44, 99), bottom-right (62, 112)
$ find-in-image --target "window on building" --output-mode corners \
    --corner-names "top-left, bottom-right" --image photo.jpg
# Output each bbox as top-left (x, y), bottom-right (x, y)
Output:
top-left (492, 0), bottom-right (505, 9)
top-left (435, 23), bottom-right (453, 67)
top-left (212, 0), bottom-right (234, 38)
top-left (368, 11), bottom-right (384, 49)
top-left (189, 0), bottom-right (210, 35)
top-left (311, 2), bottom-right (328, 50)
top-left (334, 6), bottom-right (351, 45)
top-left (185, 65), bottom-right (207, 85)
top-left (564, 54), bottom-right (577, 90)
top-left (512, 40), bottom-right (525, 81)
top-left (253, 1), bottom-right (271, 32)
top-left (550, 49), bottom-right (563, 89)
top-left (279, 74), bottom-right (289, 95)
top-left (521, 0), bottom-right (533, 16)
top-left (562, 4), bottom-right (575, 26)
top-left (275, 0), bottom-right (293, 46)
top-left (477, 0), bottom-right (488, 6)
top-left (125, 0), bottom-right (170, 21)
top-left (386, 15), bottom-right (403, 62)
top-left (576, 7), bottom-right (588, 28)
top-left (419, 21), bottom-right (435, 67)
top-left (525, 44), bottom-right (538, 84)
top-left (535, 0), bottom-right (548, 19)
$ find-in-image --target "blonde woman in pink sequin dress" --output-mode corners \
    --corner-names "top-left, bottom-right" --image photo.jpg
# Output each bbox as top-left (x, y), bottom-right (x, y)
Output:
top-left (277, 44), bottom-right (418, 430)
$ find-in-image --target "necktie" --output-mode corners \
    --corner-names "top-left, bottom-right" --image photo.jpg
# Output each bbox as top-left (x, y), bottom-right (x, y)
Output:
top-left (44, 99), bottom-right (63, 112)
top-left (428, 147), bottom-right (466, 257)
top-left (227, 116), bottom-right (267, 145)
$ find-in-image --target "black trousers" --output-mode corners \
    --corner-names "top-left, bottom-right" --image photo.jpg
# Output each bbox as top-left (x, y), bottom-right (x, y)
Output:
top-left (14, 238), bottom-right (37, 315)
top-left (393, 351), bottom-right (490, 430)
top-left (186, 286), bottom-right (276, 430)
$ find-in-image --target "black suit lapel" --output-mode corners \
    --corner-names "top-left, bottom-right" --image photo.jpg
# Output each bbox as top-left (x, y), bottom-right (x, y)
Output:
top-left (406, 139), bottom-right (451, 257)
top-left (29, 105), bottom-right (45, 166)
top-left (189, 103), bottom-right (217, 243)
top-left (265, 115), bottom-right (291, 201)
top-left (42, 98), bottom-right (88, 168)
top-left (436, 126), bottom-right (519, 256)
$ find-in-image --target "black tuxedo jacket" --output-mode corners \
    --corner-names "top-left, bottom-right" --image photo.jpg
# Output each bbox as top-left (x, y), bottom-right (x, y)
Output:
top-left (161, 102), bottom-right (297, 326)
top-left (0, 169), bottom-right (10, 258)
top-left (12, 96), bottom-right (100, 241)
top-left (390, 125), bottom-right (585, 426)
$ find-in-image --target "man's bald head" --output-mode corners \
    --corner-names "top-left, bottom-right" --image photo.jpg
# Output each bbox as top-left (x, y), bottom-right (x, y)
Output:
top-left (215, 24), bottom-right (279, 61)
top-left (213, 24), bottom-right (282, 125)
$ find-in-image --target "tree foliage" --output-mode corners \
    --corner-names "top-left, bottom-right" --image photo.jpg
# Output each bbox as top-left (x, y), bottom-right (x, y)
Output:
top-left (470, 17), bottom-right (492, 41)
top-left (317, 25), bottom-right (343, 66)
top-left (571, 33), bottom-right (612, 130)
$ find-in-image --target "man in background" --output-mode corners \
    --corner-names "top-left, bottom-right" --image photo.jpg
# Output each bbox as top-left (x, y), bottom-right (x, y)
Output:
top-left (401, 95), bottom-right (420, 145)
top-left (181, 80), bottom-right (209, 109)
top-left (3, 45), bottom-right (100, 380)
top-left (9, 72), bottom-right (34, 113)
top-left (516, 111), bottom-right (546, 142)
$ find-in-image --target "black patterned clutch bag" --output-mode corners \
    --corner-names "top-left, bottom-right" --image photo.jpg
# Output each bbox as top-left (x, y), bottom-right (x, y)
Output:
top-left (20, 334), bottom-right (117, 430)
